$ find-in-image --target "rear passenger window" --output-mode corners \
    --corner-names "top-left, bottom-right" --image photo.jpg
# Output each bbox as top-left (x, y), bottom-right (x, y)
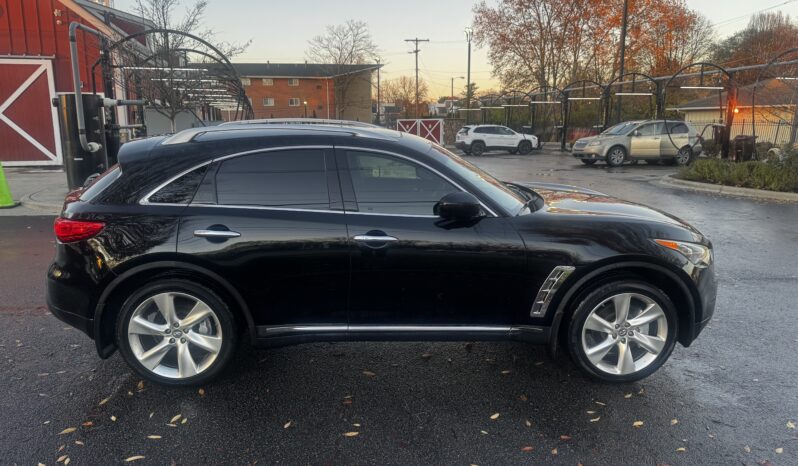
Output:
top-left (215, 149), bottom-right (329, 209)
top-left (668, 123), bottom-right (688, 134)
top-left (148, 165), bottom-right (208, 204)
top-left (346, 151), bottom-right (458, 216)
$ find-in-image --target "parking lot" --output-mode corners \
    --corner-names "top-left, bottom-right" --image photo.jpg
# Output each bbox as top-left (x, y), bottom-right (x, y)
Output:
top-left (1, 147), bottom-right (797, 465)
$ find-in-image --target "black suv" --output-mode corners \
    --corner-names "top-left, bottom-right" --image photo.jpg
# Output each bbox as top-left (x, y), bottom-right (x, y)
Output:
top-left (47, 121), bottom-right (716, 386)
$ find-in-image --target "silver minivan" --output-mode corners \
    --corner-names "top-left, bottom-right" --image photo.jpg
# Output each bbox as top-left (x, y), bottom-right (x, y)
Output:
top-left (571, 120), bottom-right (702, 167)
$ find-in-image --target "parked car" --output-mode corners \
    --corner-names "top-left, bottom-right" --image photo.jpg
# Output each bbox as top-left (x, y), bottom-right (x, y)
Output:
top-left (571, 120), bottom-right (703, 167)
top-left (456, 125), bottom-right (539, 156)
top-left (47, 121), bottom-right (716, 386)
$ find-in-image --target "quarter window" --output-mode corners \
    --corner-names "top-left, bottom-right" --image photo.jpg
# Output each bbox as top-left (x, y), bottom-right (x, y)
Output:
top-left (215, 150), bottom-right (329, 209)
top-left (346, 151), bottom-right (458, 216)
top-left (148, 166), bottom-right (208, 204)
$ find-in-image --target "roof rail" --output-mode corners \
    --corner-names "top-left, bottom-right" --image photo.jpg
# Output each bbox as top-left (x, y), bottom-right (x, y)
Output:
top-left (220, 118), bottom-right (378, 128)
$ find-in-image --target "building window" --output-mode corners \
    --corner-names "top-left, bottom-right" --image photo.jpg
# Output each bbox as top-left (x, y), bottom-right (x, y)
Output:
top-left (240, 77), bottom-right (251, 86)
top-left (288, 98), bottom-right (301, 107)
top-left (262, 78), bottom-right (273, 86)
top-left (263, 97), bottom-right (274, 107)
top-left (287, 78), bottom-right (299, 86)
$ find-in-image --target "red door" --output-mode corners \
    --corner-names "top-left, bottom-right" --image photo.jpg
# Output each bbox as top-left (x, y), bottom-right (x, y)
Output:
top-left (0, 59), bottom-right (61, 166)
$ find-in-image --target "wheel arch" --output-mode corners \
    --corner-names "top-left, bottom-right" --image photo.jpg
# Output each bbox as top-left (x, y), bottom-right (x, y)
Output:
top-left (604, 144), bottom-right (627, 158)
top-left (93, 261), bottom-right (256, 359)
top-left (547, 260), bottom-right (697, 358)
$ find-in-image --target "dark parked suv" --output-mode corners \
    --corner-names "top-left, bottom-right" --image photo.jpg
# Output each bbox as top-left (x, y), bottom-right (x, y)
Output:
top-left (47, 121), bottom-right (716, 386)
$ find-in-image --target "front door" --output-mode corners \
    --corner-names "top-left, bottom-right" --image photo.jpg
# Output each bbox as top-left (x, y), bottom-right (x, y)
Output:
top-left (177, 147), bottom-right (350, 331)
top-left (629, 122), bottom-right (663, 158)
top-left (337, 148), bottom-right (527, 328)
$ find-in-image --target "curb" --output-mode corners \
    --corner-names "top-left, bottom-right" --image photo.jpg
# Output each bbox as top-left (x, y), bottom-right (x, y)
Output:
top-left (660, 175), bottom-right (798, 202)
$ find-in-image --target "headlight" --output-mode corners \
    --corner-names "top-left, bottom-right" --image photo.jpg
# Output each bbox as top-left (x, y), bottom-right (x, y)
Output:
top-left (587, 140), bottom-right (603, 147)
top-left (654, 239), bottom-right (712, 267)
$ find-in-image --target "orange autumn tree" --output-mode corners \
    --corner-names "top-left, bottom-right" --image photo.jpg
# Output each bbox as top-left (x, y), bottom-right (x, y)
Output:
top-left (472, 0), bottom-right (714, 89)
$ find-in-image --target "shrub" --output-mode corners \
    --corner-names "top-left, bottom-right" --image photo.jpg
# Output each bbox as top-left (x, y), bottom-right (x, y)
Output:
top-left (679, 155), bottom-right (798, 192)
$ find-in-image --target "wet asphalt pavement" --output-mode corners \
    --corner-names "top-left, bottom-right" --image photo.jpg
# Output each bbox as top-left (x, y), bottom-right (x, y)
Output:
top-left (1, 149), bottom-right (797, 466)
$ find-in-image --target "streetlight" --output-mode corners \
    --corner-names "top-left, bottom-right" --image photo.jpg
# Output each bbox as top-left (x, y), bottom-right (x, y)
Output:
top-left (303, 100), bottom-right (308, 118)
top-left (451, 76), bottom-right (464, 115)
top-left (464, 27), bottom-right (473, 114)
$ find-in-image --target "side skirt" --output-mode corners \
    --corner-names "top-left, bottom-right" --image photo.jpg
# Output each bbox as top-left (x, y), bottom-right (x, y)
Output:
top-left (253, 325), bottom-right (551, 348)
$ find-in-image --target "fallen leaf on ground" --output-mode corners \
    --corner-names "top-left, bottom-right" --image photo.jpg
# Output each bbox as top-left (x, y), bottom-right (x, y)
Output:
top-left (149, 412), bottom-right (154, 419)
top-left (590, 417), bottom-right (601, 422)
top-left (110, 416), bottom-right (117, 422)
top-left (362, 370), bottom-right (376, 377)
top-left (638, 387), bottom-right (645, 395)
top-left (147, 435), bottom-right (161, 439)
top-left (521, 446), bottom-right (534, 452)
top-left (124, 456), bottom-right (145, 462)
top-left (560, 435), bottom-right (572, 441)
top-left (551, 448), bottom-right (558, 455)
top-left (519, 394), bottom-right (528, 401)
top-left (788, 420), bottom-right (796, 429)
top-left (169, 414), bottom-right (181, 424)
top-left (480, 430), bottom-right (488, 435)
top-left (743, 446), bottom-right (751, 453)
top-left (65, 458), bottom-right (70, 465)
top-left (342, 399), bottom-right (353, 406)
top-left (98, 396), bottom-right (111, 406)
top-left (633, 421), bottom-right (644, 428)
top-left (57, 455), bottom-right (68, 463)
top-left (421, 353), bottom-right (432, 360)
top-left (58, 445), bottom-right (65, 452)
top-left (181, 418), bottom-right (187, 424)
top-left (75, 440), bottom-right (84, 446)
top-left (490, 413), bottom-right (500, 420)
top-left (676, 447), bottom-right (686, 452)
top-left (586, 410), bottom-right (596, 414)
top-left (81, 421), bottom-right (93, 427)
top-left (353, 423), bottom-right (361, 427)
top-left (59, 427), bottom-right (76, 435)
top-left (198, 388), bottom-right (206, 397)
top-left (671, 419), bottom-right (679, 425)
top-left (524, 419), bottom-right (532, 427)
top-left (776, 448), bottom-right (784, 454)
top-left (595, 401), bottom-right (606, 406)
top-left (136, 381), bottom-right (144, 391)
top-left (343, 432), bottom-right (359, 437)
top-left (283, 421), bottom-right (292, 429)
top-left (624, 393), bottom-right (632, 399)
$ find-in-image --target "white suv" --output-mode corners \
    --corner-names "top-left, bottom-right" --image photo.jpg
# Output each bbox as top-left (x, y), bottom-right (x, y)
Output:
top-left (455, 125), bottom-right (539, 156)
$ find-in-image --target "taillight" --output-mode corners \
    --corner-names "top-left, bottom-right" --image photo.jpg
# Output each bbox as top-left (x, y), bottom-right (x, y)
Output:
top-left (54, 218), bottom-right (105, 243)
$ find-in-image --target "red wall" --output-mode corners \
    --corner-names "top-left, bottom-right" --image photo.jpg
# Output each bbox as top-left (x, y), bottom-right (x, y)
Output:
top-left (0, 0), bottom-right (105, 93)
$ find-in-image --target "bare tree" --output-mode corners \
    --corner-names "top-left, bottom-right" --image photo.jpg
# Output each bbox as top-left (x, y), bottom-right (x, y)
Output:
top-left (382, 76), bottom-right (430, 118)
top-left (306, 20), bottom-right (379, 119)
top-left (127, 0), bottom-right (251, 131)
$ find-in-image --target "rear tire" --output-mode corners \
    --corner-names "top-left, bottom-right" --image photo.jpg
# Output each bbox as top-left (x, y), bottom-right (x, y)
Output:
top-left (674, 147), bottom-right (693, 166)
top-left (566, 280), bottom-right (678, 383)
top-left (471, 141), bottom-right (486, 156)
top-left (115, 279), bottom-right (238, 386)
top-left (606, 146), bottom-right (626, 167)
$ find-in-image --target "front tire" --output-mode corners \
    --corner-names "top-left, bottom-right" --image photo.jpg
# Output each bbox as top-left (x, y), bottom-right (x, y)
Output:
top-left (115, 279), bottom-right (238, 386)
top-left (606, 146), bottom-right (627, 167)
top-left (518, 140), bottom-right (532, 155)
top-left (566, 280), bottom-right (678, 383)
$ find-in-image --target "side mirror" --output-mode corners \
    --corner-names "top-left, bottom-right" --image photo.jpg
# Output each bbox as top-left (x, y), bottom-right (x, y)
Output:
top-left (434, 192), bottom-right (483, 220)
top-left (632, 130), bottom-right (641, 137)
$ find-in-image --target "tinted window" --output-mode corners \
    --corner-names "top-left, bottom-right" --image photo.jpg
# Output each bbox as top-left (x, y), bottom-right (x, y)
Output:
top-left (81, 165), bottom-right (120, 202)
top-left (666, 122), bottom-right (688, 134)
top-left (474, 127), bottom-right (493, 134)
top-left (346, 151), bottom-right (458, 216)
top-left (148, 165), bottom-right (208, 204)
top-left (215, 150), bottom-right (329, 209)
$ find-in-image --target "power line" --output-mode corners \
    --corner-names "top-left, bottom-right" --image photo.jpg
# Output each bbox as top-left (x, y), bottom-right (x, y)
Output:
top-left (712, 0), bottom-right (797, 27)
top-left (405, 37), bottom-right (429, 118)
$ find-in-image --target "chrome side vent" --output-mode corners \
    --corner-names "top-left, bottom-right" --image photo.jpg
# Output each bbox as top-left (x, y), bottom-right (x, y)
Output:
top-left (530, 266), bottom-right (575, 317)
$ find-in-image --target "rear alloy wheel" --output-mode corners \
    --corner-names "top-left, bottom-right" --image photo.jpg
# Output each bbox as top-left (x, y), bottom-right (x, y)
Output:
top-left (116, 279), bottom-right (237, 386)
top-left (518, 140), bottom-right (532, 155)
top-left (580, 159), bottom-right (597, 166)
top-left (606, 146), bottom-right (626, 167)
top-left (674, 147), bottom-right (693, 166)
top-left (471, 141), bottom-right (486, 156)
top-left (567, 281), bottom-right (677, 382)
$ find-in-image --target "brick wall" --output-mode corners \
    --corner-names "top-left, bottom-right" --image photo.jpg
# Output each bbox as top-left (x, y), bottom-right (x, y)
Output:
top-left (240, 77), bottom-right (335, 119)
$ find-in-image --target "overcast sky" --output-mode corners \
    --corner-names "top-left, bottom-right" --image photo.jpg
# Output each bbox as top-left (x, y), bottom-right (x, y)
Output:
top-left (112, 0), bottom-right (798, 96)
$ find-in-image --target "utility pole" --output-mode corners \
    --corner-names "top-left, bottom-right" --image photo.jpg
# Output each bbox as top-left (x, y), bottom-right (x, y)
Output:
top-left (615, 0), bottom-right (629, 123)
top-left (376, 57), bottom-right (381, 126)
top-left (405, 37), bottom-right (429, 118)
top-left (451, 76), bottom-right (464, 116)
top-left (465, 27), bottom-right (473, 118)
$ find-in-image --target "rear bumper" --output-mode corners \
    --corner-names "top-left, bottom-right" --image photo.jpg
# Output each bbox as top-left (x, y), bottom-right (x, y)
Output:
top-left (45, 262), bottom-right (96, 339)
top-left (47, 292), bottom-right (94, 338)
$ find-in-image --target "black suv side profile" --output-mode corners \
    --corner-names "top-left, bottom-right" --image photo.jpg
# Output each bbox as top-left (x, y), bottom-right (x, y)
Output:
top-left (46, 122), bottom-right (716, 386)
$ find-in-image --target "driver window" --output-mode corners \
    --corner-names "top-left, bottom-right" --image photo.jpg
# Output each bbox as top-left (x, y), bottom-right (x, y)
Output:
top-left (346, 151), bottom-right (459, 216)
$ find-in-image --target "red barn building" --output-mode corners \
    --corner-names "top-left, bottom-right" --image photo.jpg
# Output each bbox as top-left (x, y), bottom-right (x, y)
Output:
top-left (0, 0), bottom-right (152, 165)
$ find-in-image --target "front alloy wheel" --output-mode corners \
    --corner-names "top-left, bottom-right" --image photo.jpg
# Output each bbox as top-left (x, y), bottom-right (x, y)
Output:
top-left (606, 147), bottom-right (626, 167)
top-left (117, 280), bottom-right (237, 385)
top-left (568, 281), bottom-right (677, 382)
top-left (675, 147), bottom-right (693, 166)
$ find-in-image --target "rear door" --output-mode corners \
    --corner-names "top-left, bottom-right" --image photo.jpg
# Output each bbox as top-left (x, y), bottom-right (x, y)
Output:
top-left (660, 122), bottom-right (689, 157)
top-left (176, 147), bottom-right (350, 333)
top-left (629, 122), bottom-right (663, 158)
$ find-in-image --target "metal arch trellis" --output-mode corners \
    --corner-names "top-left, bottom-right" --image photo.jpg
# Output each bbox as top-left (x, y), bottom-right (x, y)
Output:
top-left (752, 47), bottom-right (798, 155)
top-left (99, 28), bottom-right (254, 132)
top-left (561, 79), bottom-right (606, 150)
top-left (662, 62), bottom-right (735, 157)
top-left (604, 72), bottom-right (660, 125)
top-left (524, 85), bottom-right (564, 144)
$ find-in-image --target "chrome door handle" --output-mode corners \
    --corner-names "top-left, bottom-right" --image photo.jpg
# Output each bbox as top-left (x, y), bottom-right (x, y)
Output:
top-left (353, 234), bottom-right (398, 242)
top-left (194, 229), bottom-right (241, 238)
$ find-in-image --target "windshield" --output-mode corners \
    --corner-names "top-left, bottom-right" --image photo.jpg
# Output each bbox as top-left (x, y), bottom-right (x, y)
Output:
top-left (428, 144), bottom-right (526, 215)
top-left (601, 121), bottom-right (638, 136)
